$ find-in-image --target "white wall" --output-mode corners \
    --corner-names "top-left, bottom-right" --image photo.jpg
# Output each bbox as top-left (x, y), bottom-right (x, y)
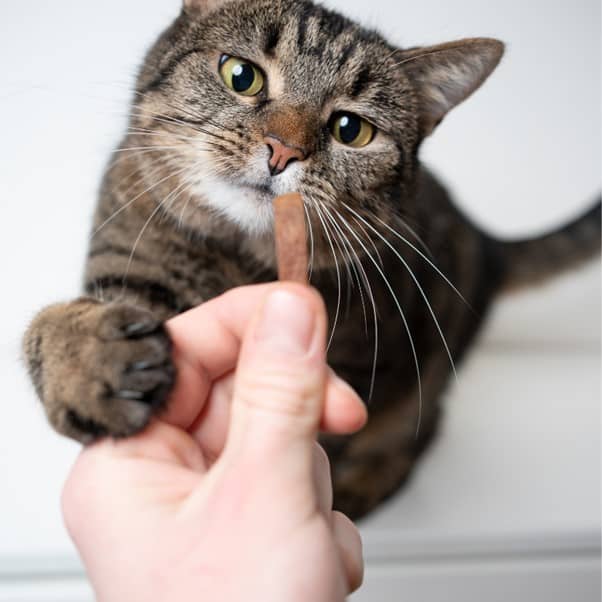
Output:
top-left (0, 0), bottom-right (599, 599)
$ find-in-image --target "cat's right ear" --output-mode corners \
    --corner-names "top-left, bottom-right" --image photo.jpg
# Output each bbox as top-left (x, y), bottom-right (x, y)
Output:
top-left (183, 0), bottom-right (232, 14)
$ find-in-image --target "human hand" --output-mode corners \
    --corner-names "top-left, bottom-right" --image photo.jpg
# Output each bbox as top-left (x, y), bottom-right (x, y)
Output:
top-left (62, 284), bottom-right (367, 602)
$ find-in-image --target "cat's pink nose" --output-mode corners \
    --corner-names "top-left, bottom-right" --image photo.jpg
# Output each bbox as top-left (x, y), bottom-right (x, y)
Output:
top-left (264, 135), bottom-right (306, 176)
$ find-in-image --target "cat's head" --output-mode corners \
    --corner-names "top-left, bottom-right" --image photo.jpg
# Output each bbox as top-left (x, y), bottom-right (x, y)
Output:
top-left (128, 0), bottom-right (503, 254)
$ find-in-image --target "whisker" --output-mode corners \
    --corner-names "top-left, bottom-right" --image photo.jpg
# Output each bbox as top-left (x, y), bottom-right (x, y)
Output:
top-left (336, 209), bottom-right (423, 434)
top-left (122, 176), bottom-right (192, 287)
top-left (105, 147), bottom-right (175, 172)
top-left (124, 130), bottom-right (225, 155)
top-left (70, 83), bottom-right (234, 145)
top-left (177, 188), bottom-right (195, 230)
top-left (351, 212), bottom-right (458, 384)
top-left (368, 211), bottom-right (473, 311)
top-left (326, 207), bottom-right (381, 402)
top-left (321, 206), bottom-right (367, 330)
top-left (129, 88), bottom-right (225, 125)
top-left (394, 215), bottom-right (434, 258)
top-left (302, 202), bottom-right (315, 281)
top-left (375, 46), bottom-right (404, 72)
top-left (112, 145), bottom-right (185, 154)
top-left (103, 150), bottom-right (167, 190)
top-left (325, 208), bottom-right (359, 315)
top-left (128, 108), bottom-right (233, 145)
top-left (353, 215), bottom-right (385, 267)
top-left (308, 198), bottom-right (342, 350)
top-left (113, 157), bottom-right (173, 204)
top-left (92, 164), bottom-right (189, 237)
top-left (303, 187), bottom-right (365, 294)
top-left (390, 47), bottom-right (457, 70)
top-left (322, 207), bottom-right (355, 314)
top-left (125, 128), bottom-right (205, 144)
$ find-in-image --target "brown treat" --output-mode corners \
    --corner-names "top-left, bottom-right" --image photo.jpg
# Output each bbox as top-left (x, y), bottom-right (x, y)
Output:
top-left (273, 193), bottom-right (308, 284)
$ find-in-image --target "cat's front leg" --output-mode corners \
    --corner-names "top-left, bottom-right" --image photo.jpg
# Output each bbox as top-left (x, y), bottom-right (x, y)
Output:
top-left (23, 299), bottom-right (174, 443)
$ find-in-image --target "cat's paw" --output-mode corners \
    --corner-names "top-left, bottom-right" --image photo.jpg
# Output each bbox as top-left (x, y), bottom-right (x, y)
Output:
top-left (25, 301), bottom-right (175, 443)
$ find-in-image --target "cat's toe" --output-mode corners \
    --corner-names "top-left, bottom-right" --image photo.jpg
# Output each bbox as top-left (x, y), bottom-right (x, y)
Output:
top-left (115, 353), bottom-right (175, 410)
top-left (119, 360), bottom-right (174, 403)
top-left (97, 304), bottom-right (163, 341)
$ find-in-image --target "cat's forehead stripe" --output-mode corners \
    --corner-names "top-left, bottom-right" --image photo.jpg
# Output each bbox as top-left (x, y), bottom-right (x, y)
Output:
top-left (264, 22), bottom-right (281, 56)
top-left (294, 2), bottom-right (360, 60)
top-left (336, 42), bottom-right (357, 72)
top-left (350, 66), bottom-right (373, 98)
top-left (287, 3), bottom-right (390, 100)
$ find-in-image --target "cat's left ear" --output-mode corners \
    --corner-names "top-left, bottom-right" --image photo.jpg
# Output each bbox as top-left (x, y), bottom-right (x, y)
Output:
top-left (183, 0), bottom-right (232, 14)
top-left (400, 38), bottom-right (504, 136)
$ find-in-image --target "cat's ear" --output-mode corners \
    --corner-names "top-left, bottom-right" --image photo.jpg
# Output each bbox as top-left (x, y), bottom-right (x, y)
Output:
top-left (400, 38), bottom-right (504, 136)
top-left (183, 0), bottom-right (232, 14)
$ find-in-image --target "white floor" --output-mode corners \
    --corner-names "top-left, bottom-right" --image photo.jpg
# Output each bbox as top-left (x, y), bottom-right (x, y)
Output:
top-left (352, 261), bottom-right (601, 601)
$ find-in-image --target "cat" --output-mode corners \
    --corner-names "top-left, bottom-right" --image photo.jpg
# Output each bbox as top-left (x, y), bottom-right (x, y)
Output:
top-left (23, 0), bottom-right (601, 520)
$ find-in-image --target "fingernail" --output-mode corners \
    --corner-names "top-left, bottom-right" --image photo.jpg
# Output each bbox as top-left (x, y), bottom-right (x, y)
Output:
top-left (255, 290), bottom-right (315, 355)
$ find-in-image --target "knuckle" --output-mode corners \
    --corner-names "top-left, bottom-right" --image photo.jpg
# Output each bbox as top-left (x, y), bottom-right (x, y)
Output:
top-left (236, 366), bottom-right (322, 419)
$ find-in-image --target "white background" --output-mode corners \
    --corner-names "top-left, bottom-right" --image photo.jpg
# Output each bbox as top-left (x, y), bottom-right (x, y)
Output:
top-left (0, 0), bottom-right (599, 600)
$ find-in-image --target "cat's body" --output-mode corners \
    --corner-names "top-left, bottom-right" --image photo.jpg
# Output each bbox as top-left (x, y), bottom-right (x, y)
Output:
top-left (24, 0), bottom-right (601, 519)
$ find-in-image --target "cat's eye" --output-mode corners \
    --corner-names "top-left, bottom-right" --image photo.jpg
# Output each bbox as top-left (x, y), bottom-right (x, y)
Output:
top-left (329, 112), bottom-right (375, 148)
top-left (219, 55), bottom-right (265, 97)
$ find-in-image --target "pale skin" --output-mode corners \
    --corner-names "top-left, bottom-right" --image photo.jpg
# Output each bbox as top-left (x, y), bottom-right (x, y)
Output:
top-left (62, 283), bottom-right (367, 602)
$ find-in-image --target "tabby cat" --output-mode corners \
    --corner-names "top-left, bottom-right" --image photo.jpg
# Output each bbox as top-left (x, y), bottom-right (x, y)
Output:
top-left (24, 0), bottom-right (601, 519)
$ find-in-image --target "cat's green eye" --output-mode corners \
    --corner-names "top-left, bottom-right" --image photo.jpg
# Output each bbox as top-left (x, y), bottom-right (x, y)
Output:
top-left (329, 112), bottom-right (375, 148)
top-left (219, 55), bottom-right (265, 97)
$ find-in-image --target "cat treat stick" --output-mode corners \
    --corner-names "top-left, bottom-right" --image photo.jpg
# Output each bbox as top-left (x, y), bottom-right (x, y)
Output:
top-left (273, 193), bottom-right (308, 285)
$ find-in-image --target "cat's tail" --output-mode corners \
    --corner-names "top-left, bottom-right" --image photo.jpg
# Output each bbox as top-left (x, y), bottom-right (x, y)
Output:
top-left (494, 197), bottom-right (601, 290)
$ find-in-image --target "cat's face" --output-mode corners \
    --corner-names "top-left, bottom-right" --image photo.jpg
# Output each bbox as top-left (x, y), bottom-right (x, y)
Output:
top-left (129, 0), bottom-right (502, 260)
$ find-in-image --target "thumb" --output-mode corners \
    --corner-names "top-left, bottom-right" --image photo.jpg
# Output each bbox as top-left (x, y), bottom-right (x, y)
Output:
top-left (224, 285), bottom-right (328, 468)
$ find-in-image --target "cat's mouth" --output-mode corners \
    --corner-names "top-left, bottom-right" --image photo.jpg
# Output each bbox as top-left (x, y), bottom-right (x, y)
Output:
top-left (236, 159), bottom-right (303, 201)
top-left (194, 165), bottom-right (303, 234)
